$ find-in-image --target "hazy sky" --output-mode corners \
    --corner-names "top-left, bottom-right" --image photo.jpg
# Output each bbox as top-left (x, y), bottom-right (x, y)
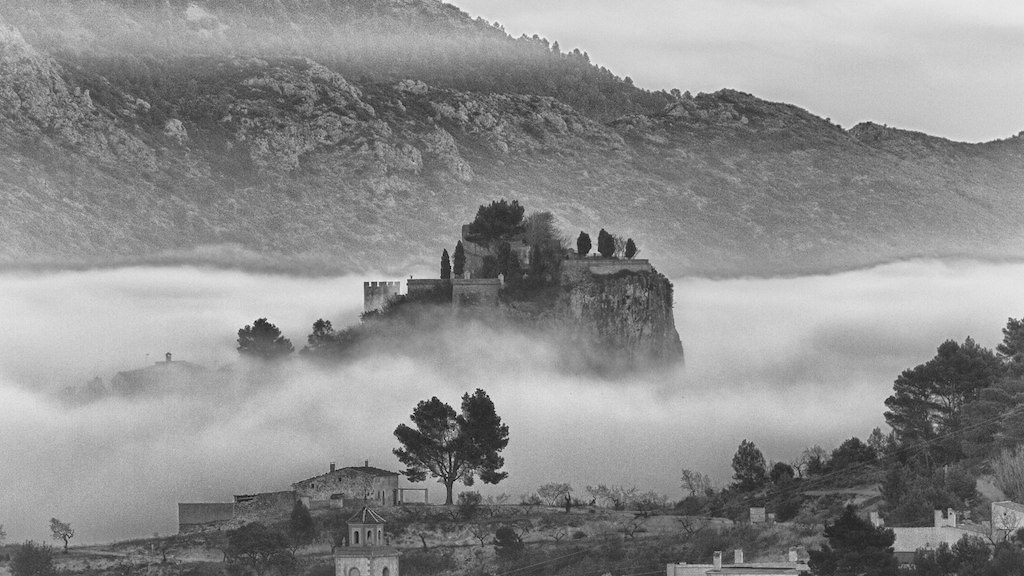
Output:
top-left (452, 0), bottom-right (1024, 142)
top-left (3, 261), bottom-right (1024, 543)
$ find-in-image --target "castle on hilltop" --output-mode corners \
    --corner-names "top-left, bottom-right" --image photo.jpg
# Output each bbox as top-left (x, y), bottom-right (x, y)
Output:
top-left (364, 222), bottom-right (651, 313)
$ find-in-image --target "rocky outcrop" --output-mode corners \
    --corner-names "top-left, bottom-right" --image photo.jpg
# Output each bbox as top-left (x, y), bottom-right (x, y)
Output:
top-left (556, 268), bottom-right (683, 369)
top-left (0, 17), bottom-right (157, 170)
top-left (3, 4), bottom-right (1024, 276)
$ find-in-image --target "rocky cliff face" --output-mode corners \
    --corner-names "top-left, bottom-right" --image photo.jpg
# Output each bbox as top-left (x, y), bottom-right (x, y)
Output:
top-left (558, 268), bottom-right (683, 368)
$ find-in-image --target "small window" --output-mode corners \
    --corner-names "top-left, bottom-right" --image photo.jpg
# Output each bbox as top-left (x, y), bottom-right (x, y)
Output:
top-left (354, 531), bottom-right (359, 544)
top-left (382, 568), bottom-right (390, 576)
top-left (366, 529), bottom-right (371, 543)
top-left (349, 568), bottom-right (360, 576)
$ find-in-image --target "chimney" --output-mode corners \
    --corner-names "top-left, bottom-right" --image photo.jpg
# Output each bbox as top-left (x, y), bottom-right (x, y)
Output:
top-left (713, 551), bottom-right (722, 570)
top-left (330, 462), bottom-right (336, 473)
top-left (365, 459), bottom-right (369, 468)
top-left (870, 511), bottom-right (882, 527)
top-left (165, 352), bottom-right (172, 363)
top-left (948, 508), bottom-right (957, 527)
top-left (788, 547), bottom-right (798, 562)
top-left (733, 549), bottom-right (743, 564)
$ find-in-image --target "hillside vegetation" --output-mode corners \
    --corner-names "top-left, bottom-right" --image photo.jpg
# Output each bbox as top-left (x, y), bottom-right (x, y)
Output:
top-left (1, 0), bottom-right (1023, 276)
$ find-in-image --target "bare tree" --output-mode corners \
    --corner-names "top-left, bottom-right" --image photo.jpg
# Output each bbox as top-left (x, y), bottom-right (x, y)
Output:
top-left (537, 483), bottom-right (572, 506)
top-left (519, 493), bottom-right (543, 514)
top-left (621, 515), bottom-right (647, 539)
top-left (995, 447), bottom-right (1024, 502)
top-left (612, 235), bottom-right (626, 259)
top-left (993, 508), bottom-right (1021, 542)
top-left (677, 516), bottom-right (710, 537)
top-left (49, 518), bottom-right (74, 553)
top-left (469, 524), bottom-right (492, 548)
top-left (483, 493), bottom-right (511, 517)
top-left (585, 484), bottom-right (637, 510)
top-left (680, 469), bottom-right (712, 497)
top-left (631, 491), bottom-right (668, 517)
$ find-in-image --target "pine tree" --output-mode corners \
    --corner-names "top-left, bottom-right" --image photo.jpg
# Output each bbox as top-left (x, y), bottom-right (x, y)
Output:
top-left (288, 500), bottom-right (316, 546)
top-left (808, 505), bottom-right (897, 576)
top-left (441, 249), bottom-right (451, 280)
top-left (731, 439), bottom-right (767, 492)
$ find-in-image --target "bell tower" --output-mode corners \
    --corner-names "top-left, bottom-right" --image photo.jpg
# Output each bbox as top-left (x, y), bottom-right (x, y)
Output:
top-left (335, 507), bottom-right (399, 576)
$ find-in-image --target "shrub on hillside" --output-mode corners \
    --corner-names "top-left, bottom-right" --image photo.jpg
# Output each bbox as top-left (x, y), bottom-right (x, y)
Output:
top-left (493, 526), bottom-right (525, 559)
top-left (399, 549), bottom-right (457, 576)
top-left (457, 491), bottom-right (482, 520)
top-left (12, 542), bottom-right (55, 576)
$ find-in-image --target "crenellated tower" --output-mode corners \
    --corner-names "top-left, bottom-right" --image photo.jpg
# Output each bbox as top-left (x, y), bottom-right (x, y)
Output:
top-left (363, 281), bottom-right (401, 313)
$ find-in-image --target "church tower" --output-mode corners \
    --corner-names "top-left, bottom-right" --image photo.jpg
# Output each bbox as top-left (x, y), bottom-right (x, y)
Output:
top-left (334, 507), bottom-right (399, 576)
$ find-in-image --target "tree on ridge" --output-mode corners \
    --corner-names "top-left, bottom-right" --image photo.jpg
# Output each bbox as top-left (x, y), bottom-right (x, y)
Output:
top-left (576, 231), bottom-right (591, 256)
top-left (49, 518), bottom-right (73, 554)
top-left (393, 389), bottom-right (510, 505)
top-left (237, 318), bottom-right (294, 360)
top-left (441, 249), bottom-right (451, 280)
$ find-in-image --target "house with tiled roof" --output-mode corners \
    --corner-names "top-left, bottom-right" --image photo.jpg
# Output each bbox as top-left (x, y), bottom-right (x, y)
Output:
top-left (292, 461), bottom-right (401, 507)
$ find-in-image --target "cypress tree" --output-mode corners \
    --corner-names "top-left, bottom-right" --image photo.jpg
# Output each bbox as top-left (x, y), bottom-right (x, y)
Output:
top-left (624, 238), bottom-right (637, 259)
top-left (576, 231), bottom-right (592, 256)
top-left (597, 229), bottom-right (615, 258)
top-left (453, 241), bottom-right (466, 278)
top-left (441, 249), bottom-right (451, 279)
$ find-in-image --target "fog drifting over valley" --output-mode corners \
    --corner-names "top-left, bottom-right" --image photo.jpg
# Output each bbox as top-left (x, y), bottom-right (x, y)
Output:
top-left (2, 260), bottom-right (1024, 544)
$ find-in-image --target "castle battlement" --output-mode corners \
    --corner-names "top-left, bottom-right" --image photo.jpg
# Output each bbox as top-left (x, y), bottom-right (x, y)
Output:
top-left (363, 281), bottom-right (401, 313)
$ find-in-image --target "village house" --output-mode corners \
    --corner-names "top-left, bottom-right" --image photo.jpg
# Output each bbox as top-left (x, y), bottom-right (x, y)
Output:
top-left (292, 462), bottom-right (401, 508)
top-left (991, 500), bottom-right (1024, 541)
top-left (177, 462), bottom-right (424, 533)
top-left (875, 509), bottom-right (983, 565)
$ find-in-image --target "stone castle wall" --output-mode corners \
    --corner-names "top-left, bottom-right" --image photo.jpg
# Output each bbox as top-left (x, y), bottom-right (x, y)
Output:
top-left (407, 278), bottom-right (445, 296)
top-left (178, 503), bottom-right (235, 533)
top-left (561, 258), bottom-right (652, 276)
top-left (452, 278), bottom-right (500, 307)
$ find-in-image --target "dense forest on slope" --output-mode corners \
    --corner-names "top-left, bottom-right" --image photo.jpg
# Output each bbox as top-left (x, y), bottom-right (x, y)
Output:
top-left (1, 0), bottom-right (1023, 276)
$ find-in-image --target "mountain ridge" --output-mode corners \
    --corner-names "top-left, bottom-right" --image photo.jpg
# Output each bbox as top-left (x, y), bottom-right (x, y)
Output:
top-left (1, 2), bottom-right (1023, 277)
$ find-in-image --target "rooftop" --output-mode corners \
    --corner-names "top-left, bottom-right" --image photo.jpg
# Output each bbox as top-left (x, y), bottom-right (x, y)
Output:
top-left (994, 501), bottom-right (1024, 515)
top-left (294, 465), bottom-right (399, 485)
top-left (348, 507), bottom-right (387, 525)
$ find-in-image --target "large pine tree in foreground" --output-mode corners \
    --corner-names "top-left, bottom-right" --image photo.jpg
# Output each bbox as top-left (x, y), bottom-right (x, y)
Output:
top-left (393, 389), bottom-right (510, 504)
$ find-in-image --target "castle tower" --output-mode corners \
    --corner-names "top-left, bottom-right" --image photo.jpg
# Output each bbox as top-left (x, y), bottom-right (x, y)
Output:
top-left (335, 507), bottom-right (399, 576)
top-left (363, 281), bottom-right (401, 313)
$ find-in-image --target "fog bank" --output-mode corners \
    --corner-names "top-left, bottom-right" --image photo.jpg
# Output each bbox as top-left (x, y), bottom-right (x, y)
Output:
top-left (2, 260), bottom-right (1024, 543)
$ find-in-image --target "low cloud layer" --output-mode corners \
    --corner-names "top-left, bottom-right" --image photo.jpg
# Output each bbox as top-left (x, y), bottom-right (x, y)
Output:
top-left (2, 260), bottom-right (1024, 544)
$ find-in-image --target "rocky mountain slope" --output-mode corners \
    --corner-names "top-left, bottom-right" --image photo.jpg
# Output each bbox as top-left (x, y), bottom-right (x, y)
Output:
top-left (1, 0), bottom-right (1023, 276)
